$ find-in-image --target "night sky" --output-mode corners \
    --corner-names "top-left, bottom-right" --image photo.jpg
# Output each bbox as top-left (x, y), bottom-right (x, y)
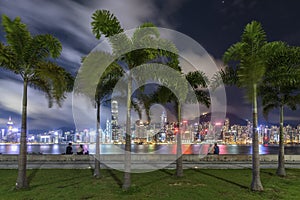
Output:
top-left (0, 0), bottom-right (300, 130)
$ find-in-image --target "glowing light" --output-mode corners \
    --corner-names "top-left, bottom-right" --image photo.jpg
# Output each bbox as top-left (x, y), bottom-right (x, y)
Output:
top-left (12, 128), bottom-right (19, 132)
top-left (215, 122), bottom-right (222, 126)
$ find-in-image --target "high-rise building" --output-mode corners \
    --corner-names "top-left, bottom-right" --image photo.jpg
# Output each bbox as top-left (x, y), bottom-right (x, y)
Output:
top-left (160, 111), bottom-right (167, 129)
top-left (224, 118), bottom-right (230, 132)
top-left (7, 116), bottom-right (13, 133)
top-left (105, 119), bottom-right (112, 143)
top-left (1, 129), bottom-right (4, 141)
top-left (111, 100), bottom-right (119, 141)
top-left (246, 119), bottom-right (252, 138)
top-left (6, 116), bottom-right (17, 142)
top-left (221, 118), bottom-right (230, 140)
top-left (135, 120), bottom-right (147, 139)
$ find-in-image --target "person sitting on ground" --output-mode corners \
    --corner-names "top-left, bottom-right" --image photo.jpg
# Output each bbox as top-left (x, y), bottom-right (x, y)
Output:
top-left (213, 143), bottom-right (220, 155)
top-left (83, 145), bottom-right (89, 155)
top-left (77, 144), bottom-right (84, 155)
top-left (66, 143), bottom-right (73, 155)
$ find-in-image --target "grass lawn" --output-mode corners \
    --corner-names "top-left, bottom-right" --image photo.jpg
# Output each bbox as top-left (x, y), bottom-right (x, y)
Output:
top-left (0, 168), bottom-right (299, 200)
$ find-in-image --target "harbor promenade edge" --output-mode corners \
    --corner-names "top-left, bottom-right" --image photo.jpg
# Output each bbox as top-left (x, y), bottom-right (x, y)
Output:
top-left (1, 154), bottom-right (300, 169)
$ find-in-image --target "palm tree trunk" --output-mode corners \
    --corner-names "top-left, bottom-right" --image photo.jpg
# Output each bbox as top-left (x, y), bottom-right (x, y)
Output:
top-left (176, 103), bottom-right (183, 177)
top-left (276, 105), bottom-right (286, 176)
top-left (250, 84), bottom-right (263, 191)
top-left (16, 80), bottom-right (29, 189)
top-left (123, 74), bottom-right (132, 190)
top-left (94, 101), bottom-right (101, 178)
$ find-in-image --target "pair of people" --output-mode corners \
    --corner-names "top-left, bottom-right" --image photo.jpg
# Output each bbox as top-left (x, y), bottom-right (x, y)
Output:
top-left (65, 143), bottom-right (89, 155)
top-left (208, 143), bottom-right (219, 155)
top-left (76, 144), bottom-right (89, 155)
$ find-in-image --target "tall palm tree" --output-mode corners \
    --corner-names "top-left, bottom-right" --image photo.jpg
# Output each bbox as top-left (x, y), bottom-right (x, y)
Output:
top-left (260, 41), bottom-right (300, 177)
top-left (0, 15), bottom-right (74, 189)
top-left (151, 70), bottom-right (210, 177)
top-left (77, 52), bottom-right (123, 178)
top-left (223, 21), bottom-right (267, 191)
top-left (91, 10), bottom-right (179, 190)
top-left (94, 63), bottom-right (123, 178)
top-left (174, 70), bottom-right (210, 177)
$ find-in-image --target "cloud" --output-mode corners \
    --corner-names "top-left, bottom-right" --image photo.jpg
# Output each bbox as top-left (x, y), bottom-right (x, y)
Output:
top-left (0, 78), bottom-right (75, 129)
top-left (0, 0), bottom-right (175, 129)
top-left (97, 0), bottom-right (159, 29)
top-left (1, 0), bottom-right (298, 130)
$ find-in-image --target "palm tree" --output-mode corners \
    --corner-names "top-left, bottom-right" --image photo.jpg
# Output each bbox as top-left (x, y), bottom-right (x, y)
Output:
top-left (222, 21), bottom-right (267, 191)
top-left (77, 52), bottom-right (123, 178)
top-left (0, 15), bottom-right (74, 189)
top-left (260, 41), bottom-right (300, 177)
top-left (151, 70), bottom-right (210, 177)
top-left (94, 63), bottom-right (123, 178)
top-left (91, 10), bottom-right (179, 190)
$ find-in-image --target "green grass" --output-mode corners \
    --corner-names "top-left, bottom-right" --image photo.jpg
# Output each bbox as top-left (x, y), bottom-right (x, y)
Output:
top-left (0, 168), bottom-right (299, 200)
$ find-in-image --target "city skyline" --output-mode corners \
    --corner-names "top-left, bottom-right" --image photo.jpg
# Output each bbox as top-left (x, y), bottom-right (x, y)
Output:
top-left (1, 112), bottom-right (299, 146)
top-left (0, 0), bottom-right (300, 130)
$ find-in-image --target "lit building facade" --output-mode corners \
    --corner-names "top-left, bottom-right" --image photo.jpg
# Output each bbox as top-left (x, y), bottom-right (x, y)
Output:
top-left (111, 100), bottom-right (119, 141)
top-left (6, 117), bottom-right (18, 142)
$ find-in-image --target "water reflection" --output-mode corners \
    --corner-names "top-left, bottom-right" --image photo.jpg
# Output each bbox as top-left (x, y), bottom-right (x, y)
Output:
top-left (0, 144), bottom-right (299, 155)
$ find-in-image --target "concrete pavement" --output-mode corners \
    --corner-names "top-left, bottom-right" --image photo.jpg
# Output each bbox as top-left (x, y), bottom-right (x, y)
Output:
top-left (1, 154), bottom-right (300, 170)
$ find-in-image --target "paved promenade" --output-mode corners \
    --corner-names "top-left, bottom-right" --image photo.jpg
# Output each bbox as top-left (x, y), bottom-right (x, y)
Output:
top-left (1, 154), bottom-right (300, 170)
top-left (2, 160), bottom-right (300, 170)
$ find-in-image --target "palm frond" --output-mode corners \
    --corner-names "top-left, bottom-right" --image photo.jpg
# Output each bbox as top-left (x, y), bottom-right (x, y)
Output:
top-left (32, 61), bottom-right (74, 107)
top-left (91, 10), bottom-right (123, 39)
top-left (186, 70), bottom-right (209, 89)
top-left (0, 43), bottom-right (16, 72)
top-left (75, 51), bottom-right (117, 98)
top-left (262, 103), bottom-right (277, 121)
top-left (210, 66), bottom-right (238, 90)
top-left (285, 93), bottom-right (300, 111)
top-left (2, 15), bottom-right (31, 57)
top-left (194, 90), bottom-right (210, 108)
top-left (223, 42), bottom-right (244, 64)
top-left (131, 99), bottom-right (142, 119)
top-left (241, 21), bottom-right (267, 49)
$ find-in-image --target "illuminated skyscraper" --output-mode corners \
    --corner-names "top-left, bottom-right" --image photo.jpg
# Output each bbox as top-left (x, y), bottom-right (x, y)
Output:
top-left (160, 111), bottom-right (167, 129)
top-left (6, 116), bottom-right (17, 142)
top-left (7, 116), bottom-right (14, 132)
top-left (111, 100), bottom-right (119, 141)
top-left (159, 111), bottom-right (167, 141)
top-left (224, 118), bottom-right (230, 132)
top-left (221, 118), bottom-right (230, 140)
top-left (105, 119), bottom-right (112, 143)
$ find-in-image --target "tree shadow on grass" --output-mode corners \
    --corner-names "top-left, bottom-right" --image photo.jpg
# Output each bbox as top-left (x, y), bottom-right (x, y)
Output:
top-left (27, 168), bottom-right (40, 185)
top-left (129, 169), bottom-right (174, 189)
top-left (27, 161), bottom-right (48, 186)
top-left (260, 168), bottom-right (275, 176)
top-left (29, 172), bottom-right (84, 189)
top-left (234, 164), bottom-right (276, 177)
top-left (159, 169), bottom-right (174, 176)
top-left (102, 163), bottom-right (123, 188)
top-left (56, 182), bottom-right (80, 189)
top-left (192, 169), bottom-right (249, 190)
